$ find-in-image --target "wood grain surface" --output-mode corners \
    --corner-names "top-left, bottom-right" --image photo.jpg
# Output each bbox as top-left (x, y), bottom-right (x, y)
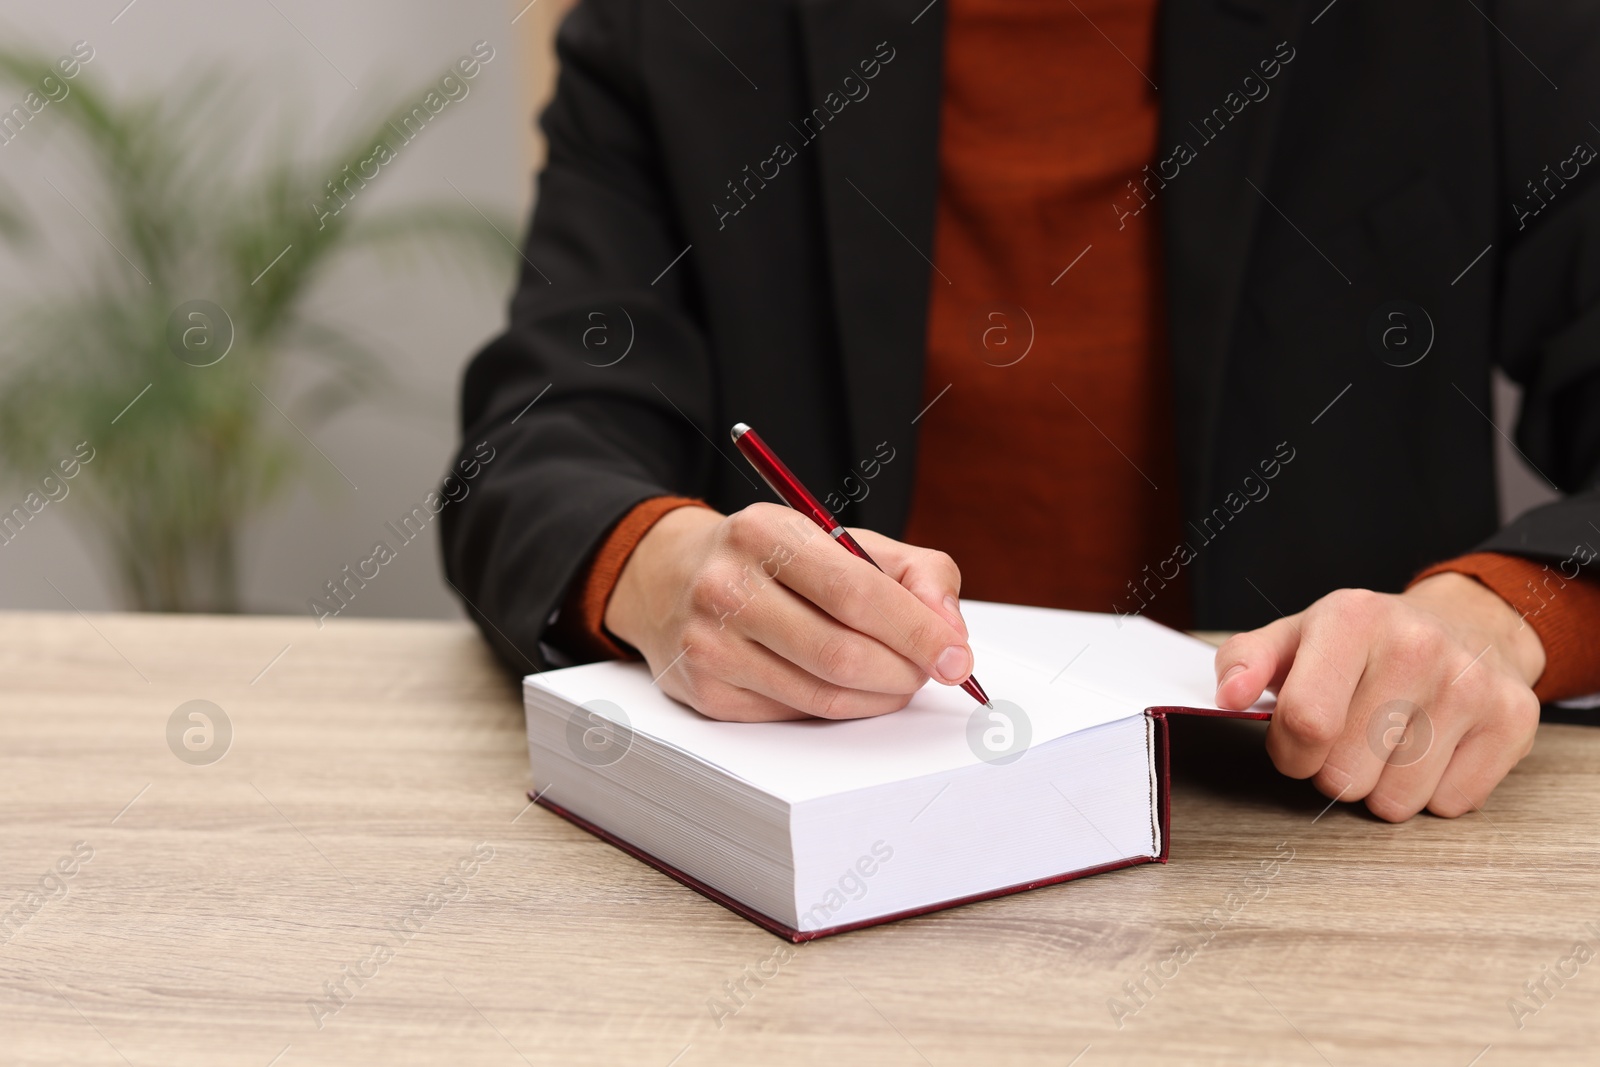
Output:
top-left (0, 611), bottom-right (1595, 1066)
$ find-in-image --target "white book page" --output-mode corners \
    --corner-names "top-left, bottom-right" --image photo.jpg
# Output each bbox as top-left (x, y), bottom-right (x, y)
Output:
top-left (526, 600), bottom-right (1270, 803)
top-left (964, 601), bottom-right (1260, 711)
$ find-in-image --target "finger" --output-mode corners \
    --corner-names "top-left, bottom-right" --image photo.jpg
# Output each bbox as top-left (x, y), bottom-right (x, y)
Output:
top-left (1312, 682), bottom-right (1431, 805)
top-left (722, 635), bottom-right (917, 720)
top-left (771, 528), bottom-right (971, 686)
top-left (653, 653), bottom-right (810, 723)
top-left (850, 528), bottom-right (967, 639)
top-left (1262, 610), bottom-right (1370, 781)
top-left (1426, 689), bottom-right (1539, 818)
top-left (733, 580), bottom-right (928, 695)
top-left (684, 681), bottom-right (813, 723)
top-left (1213, 614), bottom-right (1300, 709)
top-left (1363, 705), bottom-right (1469, 822)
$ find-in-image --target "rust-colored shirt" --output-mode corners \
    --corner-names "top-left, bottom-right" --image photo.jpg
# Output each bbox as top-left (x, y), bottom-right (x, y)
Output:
top-left (557, 0), bottom-right (1600, 704)
top-left (901, 0), bottom-right (1187, 628)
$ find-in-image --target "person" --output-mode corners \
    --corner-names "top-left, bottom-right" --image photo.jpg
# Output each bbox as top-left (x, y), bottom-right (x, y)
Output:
top-left (440, 0), bottom-right (1600, 823)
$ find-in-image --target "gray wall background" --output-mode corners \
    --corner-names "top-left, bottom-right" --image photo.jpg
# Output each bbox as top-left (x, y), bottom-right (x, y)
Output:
top-left (0, 0), bottom-right (547, 622)
top-left (0, 1), bottom-right (1561, 622)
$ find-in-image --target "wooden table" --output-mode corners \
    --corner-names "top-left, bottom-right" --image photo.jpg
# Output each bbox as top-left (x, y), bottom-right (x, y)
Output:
top-left (1, 612), bottom-right (1595, 1066)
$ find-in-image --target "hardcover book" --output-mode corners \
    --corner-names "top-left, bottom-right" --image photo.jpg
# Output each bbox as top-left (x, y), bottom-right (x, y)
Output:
top-left (523, 601), bottom-right (1272, 940)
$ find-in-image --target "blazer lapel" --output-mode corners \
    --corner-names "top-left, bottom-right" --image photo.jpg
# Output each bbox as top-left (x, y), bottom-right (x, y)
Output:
top-left (796, 0), bottom-right (946, 535)
top-left (796, 0), bottom-right (1312, 531)
top-left (1160, 0), bottom-right (1310, 506)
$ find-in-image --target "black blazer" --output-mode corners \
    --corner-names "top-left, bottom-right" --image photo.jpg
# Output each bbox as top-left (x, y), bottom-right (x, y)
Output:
top-left (442, 0), bottom-right (1600, 673)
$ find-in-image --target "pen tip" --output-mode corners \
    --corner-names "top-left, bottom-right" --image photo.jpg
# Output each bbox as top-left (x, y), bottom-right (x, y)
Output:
top-left (730, 422), bottom-right (750, 442)
top-left (985, 700), bottom-right (995, 710)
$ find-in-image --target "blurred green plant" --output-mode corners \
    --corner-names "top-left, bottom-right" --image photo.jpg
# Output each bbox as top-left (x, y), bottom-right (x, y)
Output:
top-left (0, 52), bottom-right (514, 613)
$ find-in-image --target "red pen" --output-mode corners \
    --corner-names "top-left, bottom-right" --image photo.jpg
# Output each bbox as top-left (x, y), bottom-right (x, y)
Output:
top-left (730, 422), bottom-right (993, 710)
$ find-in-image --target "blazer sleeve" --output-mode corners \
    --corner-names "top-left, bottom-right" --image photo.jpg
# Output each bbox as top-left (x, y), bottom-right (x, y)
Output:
top-left (1478, 8), bottom-right (1600, 576)
top-left (439, 0), bottom-right (718, 673)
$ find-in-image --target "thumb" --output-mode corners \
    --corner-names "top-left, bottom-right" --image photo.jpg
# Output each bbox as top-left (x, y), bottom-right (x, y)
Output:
top-left (848, 528), bottom-right (967, 640)
top-left (1214, 614), bottom-right (1300, 709)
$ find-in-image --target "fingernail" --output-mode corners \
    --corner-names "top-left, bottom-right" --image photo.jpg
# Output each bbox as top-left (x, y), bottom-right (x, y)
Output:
top-left (936, 644), bottom-right (971, 683)
top-left (1217, 663), bottom-right (1247, 692)
top-left (943, 595), bottom-right (966, 634)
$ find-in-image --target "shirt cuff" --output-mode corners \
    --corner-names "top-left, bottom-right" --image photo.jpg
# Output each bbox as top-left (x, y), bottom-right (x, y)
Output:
top-left (551, 496), bottom-right (709, 662)
top-left (1410, 551), bottom-right (1600, 704)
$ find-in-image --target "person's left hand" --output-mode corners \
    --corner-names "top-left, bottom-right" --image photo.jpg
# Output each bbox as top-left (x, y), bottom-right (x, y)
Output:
top-left (1212, 573), bottom-right (1545, 822)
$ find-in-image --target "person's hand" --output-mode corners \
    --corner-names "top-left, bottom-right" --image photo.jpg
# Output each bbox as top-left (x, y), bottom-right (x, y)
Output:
top-left (603, 503), bottom-right (974, 721)
top-left (1213, 573), bottom-right (1545, 822)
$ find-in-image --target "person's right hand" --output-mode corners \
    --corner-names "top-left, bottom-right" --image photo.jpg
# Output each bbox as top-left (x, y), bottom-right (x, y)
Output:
top-left (602, 503), bottom-right (975, 721)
